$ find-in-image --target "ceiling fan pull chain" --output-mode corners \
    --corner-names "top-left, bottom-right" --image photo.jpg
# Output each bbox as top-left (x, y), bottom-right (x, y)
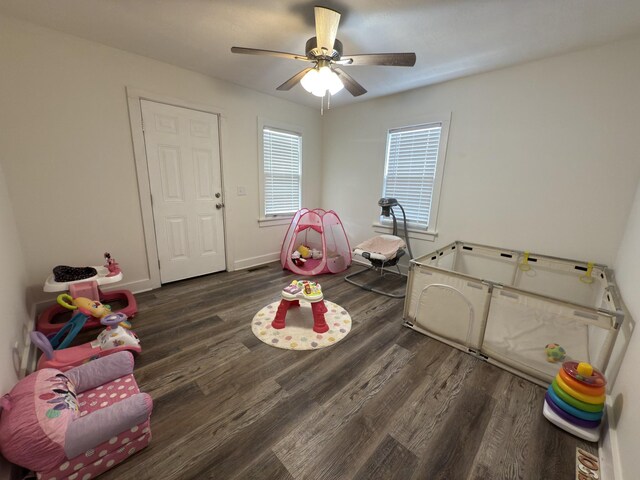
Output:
top-left (320, 95), bottom-right (324, 116)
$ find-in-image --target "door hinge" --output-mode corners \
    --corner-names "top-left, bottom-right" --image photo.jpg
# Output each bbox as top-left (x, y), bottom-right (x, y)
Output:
top-left (157, 258), bottom-right (161, 270)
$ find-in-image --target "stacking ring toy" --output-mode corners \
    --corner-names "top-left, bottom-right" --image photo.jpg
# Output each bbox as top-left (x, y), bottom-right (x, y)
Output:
top-left (544, 392), bottom-right (601, 429)
top-left (563, 361), bottom-right (606, 387)
top-left (546, 387), bottom-right (603, 421)
top-left (558, 369), bottom-right (605, 396)
top-left (556, 375), bottom-right (605, 405)
top-left (551, 379), bottom-right (604, 413)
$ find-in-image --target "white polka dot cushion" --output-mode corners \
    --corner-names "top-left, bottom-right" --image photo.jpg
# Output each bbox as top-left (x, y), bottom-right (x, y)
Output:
top-left (35, 374), bottom-right (152, 480)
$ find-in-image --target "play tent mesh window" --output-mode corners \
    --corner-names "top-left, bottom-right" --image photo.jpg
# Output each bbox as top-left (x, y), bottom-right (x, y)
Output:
top-left (262, 127), bottom-right (302, 217)
top-left (383, 123), bottom-right (442, 228)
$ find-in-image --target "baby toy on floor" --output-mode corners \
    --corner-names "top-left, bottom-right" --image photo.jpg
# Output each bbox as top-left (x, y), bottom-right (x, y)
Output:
top-left (545, 343), bottom-right (567, 363)
top-left (291, 250), bottom-right (307, 267)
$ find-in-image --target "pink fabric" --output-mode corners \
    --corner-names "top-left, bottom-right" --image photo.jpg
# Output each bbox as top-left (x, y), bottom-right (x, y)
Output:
top-left (38, 422), bottom-right (151, 480)
top-left (65, 393), bottom-right (152, 458)
top-left (355, 235), bottom-right (406, 260)
top-left (38, 373), bottom-right (152, 479)
top-left (1, 358), bottom-right (152, 478)
top-left (0, 369), bottom-right (76, 472)
top-left (65, 351), bottom-right (135, 393)
top-left (296, 224), bottom-right (322, 234)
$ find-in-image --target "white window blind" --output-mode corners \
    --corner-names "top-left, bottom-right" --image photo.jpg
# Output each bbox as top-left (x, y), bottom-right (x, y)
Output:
top-left (383, 123), bottom-right (442, 228)
top-left (263, 127), bottom-right (302, 216)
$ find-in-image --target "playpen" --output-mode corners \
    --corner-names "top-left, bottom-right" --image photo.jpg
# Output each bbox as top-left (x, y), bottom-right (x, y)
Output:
top-left (404, 241), bottom-right (625, 386)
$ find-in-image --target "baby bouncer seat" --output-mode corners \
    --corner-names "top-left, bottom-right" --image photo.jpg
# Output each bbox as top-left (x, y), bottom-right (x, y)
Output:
top-left (345, 198), bottom-right (413, 298)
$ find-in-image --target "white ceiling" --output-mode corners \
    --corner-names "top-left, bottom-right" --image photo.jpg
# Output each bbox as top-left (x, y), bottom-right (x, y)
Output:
top-left (2, 0), bottom-right (640, 108)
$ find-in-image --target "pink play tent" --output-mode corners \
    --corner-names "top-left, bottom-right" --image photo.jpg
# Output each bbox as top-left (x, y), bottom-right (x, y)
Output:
top-left (281, 209), bottom-right (352, 275)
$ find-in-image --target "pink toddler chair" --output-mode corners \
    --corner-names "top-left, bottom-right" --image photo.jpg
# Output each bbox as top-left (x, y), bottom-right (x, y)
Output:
top-left (0, 352), bottom-right (152, 479)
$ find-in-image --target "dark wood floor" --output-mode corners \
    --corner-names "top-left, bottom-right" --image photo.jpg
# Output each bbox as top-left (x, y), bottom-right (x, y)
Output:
top-left (88, 263), bottom-right (595, 480)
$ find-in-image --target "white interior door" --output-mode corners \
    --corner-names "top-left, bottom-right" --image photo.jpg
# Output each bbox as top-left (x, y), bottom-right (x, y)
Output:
top-left (141, 100), bottom-right (225, 283)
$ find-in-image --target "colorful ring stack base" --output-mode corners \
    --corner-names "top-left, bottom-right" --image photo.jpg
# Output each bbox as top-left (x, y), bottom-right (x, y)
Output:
top-left (542, 361), bottom-right (606, 442)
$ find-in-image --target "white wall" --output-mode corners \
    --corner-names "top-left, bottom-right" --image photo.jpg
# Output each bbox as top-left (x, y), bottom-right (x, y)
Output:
top-left (322, 36), bottom-right (640, 266)
top-left (0, 162), bottom-right (31, 479)
top-left (0, 15), bottom-right (322, 304)
top-left (609, 179), bottom-right (640, 480)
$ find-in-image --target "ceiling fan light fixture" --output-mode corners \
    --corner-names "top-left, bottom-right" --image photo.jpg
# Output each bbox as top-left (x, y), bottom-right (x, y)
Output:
top-left (301, 65), bottom-right (343, 97)
top-left (325, 67), bottom-right (344, 95)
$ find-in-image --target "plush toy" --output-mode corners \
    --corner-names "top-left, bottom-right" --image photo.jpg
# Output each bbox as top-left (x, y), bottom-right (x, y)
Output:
top-left (545, 343), bottom-right (566, 363)
top-left (297, 245), bottom-right (312, 259)
top-left (104, 252), bottom-right (122, 277)
top-left (291, 250), bottom-right (307, 267)
top-left (311, 248), bottom-right (323, 259)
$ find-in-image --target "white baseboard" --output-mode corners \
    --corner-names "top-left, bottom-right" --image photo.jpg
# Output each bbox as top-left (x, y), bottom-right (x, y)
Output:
top-left (103, 277), bottom-right (158, 295)
top-left (233, 252), bottom-right (280, 271)
top-left (19, 304), bottom-right (37, 377)
top-left (600, 401), bottom-right (622, 480)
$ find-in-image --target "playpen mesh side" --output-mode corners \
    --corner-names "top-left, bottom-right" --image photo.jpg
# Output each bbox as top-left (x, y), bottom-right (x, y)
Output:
top-left (481, 287), bottom-right (615, 382)
top-left (406, 243), bottom-right (621, 384)
top-left (444, 243), bottom-right (608, 309)
top-left (407, 266), bottom-right (490, 350)
top-left (454, 249), bottom-right (518, 286)
top-left (512, 259), bottom-right (607, 307)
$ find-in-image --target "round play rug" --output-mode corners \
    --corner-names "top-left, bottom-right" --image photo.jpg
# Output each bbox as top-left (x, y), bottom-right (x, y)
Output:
top-left (252, 300), bottom-right (351, 350)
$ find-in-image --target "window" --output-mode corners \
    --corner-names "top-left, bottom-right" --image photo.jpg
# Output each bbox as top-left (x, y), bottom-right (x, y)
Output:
top-left (261, 126), bottom-right (302, 217)
top-left (382, 120), bottom-right (448, 232)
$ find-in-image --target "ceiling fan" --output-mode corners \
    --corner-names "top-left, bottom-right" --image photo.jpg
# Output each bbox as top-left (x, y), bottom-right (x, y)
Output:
top-left (231, 6), bottom-right (416, 99)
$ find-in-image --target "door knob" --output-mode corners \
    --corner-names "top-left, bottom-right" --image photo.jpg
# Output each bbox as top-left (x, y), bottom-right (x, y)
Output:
top-left (215, 192), bottom-right (221, 198)
top-left (216, 203), bottom-right (224, 209)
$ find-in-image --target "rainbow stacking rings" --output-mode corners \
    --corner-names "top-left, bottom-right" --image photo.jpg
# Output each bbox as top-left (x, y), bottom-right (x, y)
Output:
top-left (544, 361), bottom-right (606, 430)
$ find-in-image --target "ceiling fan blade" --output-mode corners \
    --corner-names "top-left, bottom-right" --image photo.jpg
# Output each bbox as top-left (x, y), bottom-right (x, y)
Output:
top-left (231, 47), bottom-right (308, 62)
top-left (333, 67), bottom-right (367, 97)
top-left (276, 67), bottom-right (314, 91)
top-left (315, 6), bottom-right (341, 53)
top-left (338, 53), bottom-right (417, 67)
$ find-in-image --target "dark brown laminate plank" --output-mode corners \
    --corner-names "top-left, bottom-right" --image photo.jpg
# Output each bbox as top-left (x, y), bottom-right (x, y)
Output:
top-left (297, 336), bottom-right (453, 479)
top-left (272, 343), bottom-right (414, 478)
top-left (466, 374), bottom-right (542, 480)
top-left (409, 360), bottom-right (504, 480)
top-left (228, 449), bottom-right (295, 480)
top-left (353, 434), bottom-right (419, 480)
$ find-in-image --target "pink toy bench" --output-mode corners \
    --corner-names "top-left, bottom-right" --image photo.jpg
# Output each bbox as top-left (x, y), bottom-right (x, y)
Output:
top-left (0, 352), bottom-right (152, 479)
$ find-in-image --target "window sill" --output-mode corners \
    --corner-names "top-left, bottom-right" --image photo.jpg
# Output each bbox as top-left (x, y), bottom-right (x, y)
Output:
top-left (372, 223), bottom-right (438, 242)
top-left (258, 216), bottom-right (293, 227)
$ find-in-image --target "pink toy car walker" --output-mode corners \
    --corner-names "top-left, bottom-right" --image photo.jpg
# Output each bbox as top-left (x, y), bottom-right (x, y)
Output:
top-left (31, 313), bottom-right (141, 371)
